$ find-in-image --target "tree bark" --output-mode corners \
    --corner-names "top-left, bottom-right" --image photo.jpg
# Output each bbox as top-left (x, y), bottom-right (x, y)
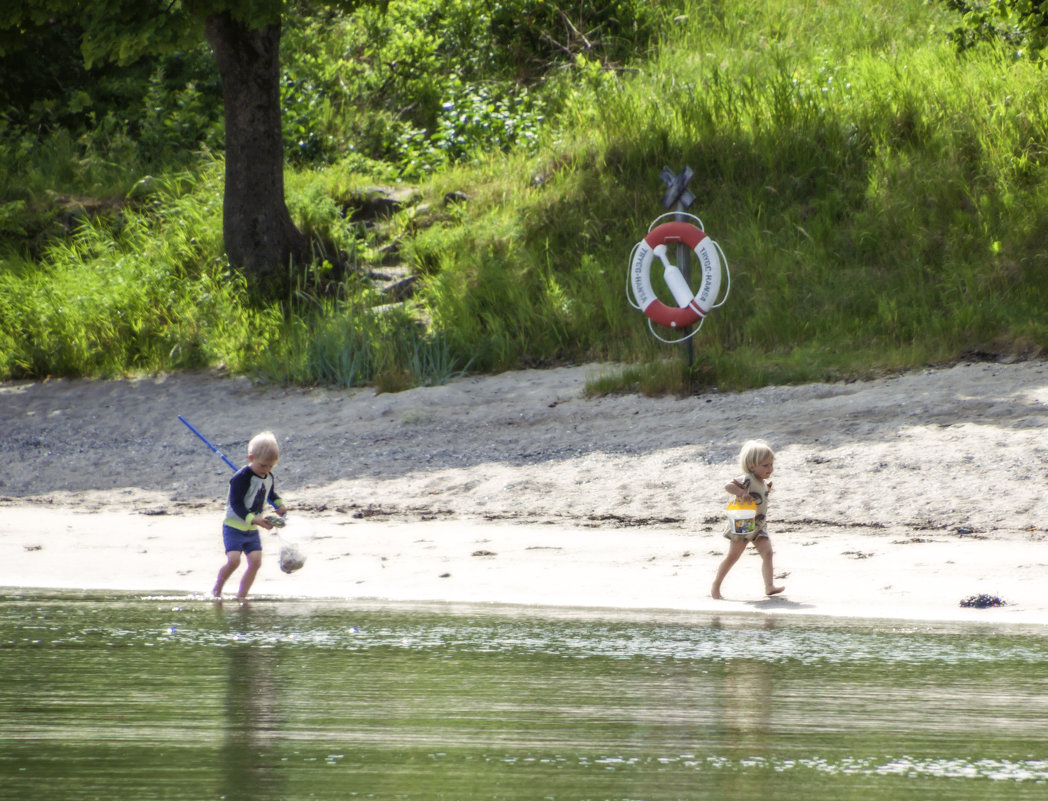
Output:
top-left (204, 11), bottom-right (309, 296)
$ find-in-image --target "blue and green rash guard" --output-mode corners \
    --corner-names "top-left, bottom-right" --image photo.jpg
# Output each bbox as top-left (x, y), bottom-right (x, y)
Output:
top-left (224, 465), bottom-right (285, 531)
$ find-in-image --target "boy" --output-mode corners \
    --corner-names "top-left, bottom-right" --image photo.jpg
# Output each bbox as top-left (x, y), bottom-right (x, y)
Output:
top-left (212, 431), bottom-right (288, 600)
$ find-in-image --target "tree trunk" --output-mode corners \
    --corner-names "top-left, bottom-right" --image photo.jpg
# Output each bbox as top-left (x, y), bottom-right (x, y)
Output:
top-left (205, 11), bottom-right (309, 296)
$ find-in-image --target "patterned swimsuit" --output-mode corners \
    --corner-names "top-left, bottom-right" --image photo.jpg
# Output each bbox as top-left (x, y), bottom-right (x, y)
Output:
top-left (723, 473), bottom-right (771, 543)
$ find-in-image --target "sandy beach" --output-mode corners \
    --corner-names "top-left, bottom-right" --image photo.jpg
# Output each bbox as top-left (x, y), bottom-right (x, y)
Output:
top-left (3, 359), bottom-right (1047, 627)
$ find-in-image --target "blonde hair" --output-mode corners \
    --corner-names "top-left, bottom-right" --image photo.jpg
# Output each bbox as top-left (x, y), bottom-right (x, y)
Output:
top-left (248, 431), bottom-right (280, 464)
top-left (738, 439), bottom-right (774, 474)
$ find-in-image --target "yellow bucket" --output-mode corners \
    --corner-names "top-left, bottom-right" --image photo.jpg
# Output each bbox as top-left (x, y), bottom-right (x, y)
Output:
top-left (727, 498), bottom-right (757, 535)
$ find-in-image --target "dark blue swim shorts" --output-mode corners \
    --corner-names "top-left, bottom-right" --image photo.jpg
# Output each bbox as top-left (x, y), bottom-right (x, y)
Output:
top-left (222, 524), bottom-right (263, 554)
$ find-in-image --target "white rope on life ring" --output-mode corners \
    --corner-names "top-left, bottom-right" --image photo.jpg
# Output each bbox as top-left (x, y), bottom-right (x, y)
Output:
top-left (626, 212), bottom-right (731, 343)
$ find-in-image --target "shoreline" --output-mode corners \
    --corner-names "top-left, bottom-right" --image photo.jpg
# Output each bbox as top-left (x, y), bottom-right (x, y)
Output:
top-left (4, 359), bottom-right (1048, 629)
top-left (3, 506), bottom-right (1044, 629)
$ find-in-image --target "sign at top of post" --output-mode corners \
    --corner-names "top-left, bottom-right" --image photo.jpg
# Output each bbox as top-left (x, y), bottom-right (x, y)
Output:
top-left (659, 165), bottom-right (695, 210)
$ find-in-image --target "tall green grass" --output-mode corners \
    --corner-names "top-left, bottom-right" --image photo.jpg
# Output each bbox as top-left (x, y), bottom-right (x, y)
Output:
top-left (2, 0), bottom-right (1047, 392)
top-left (559, 0), bottom-right (1048, 387)
top-left (247, 291), bottom-right (473, 390)
top-left (0, 166), bottom-right (271, 378)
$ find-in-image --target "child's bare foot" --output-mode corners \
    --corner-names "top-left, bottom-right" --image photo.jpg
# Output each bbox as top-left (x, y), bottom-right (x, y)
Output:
top-left (711, 586), bottom-right (724, 600)
top-left (766, 585), bottom-right (785, 596)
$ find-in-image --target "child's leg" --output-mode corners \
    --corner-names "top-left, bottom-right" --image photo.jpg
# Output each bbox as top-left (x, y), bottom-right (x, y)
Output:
top-left (753, 537), bottom-right (784, 595)
top-left (711, 539), bottom-right (747, 599)
top-left (236, 550), bottom-right (263, 599)
top-left (213, 551), bottom-right (243, 597)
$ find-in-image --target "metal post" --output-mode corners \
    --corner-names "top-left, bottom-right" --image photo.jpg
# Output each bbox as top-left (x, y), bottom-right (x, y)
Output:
top-left (659, 166), bottom-right (696, 366)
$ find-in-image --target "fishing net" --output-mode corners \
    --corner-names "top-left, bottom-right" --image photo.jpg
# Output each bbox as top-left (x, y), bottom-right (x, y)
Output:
top-left (265, 516), bottom-right (305, 573)
top-left (278, 538), bottom-right (306, 573)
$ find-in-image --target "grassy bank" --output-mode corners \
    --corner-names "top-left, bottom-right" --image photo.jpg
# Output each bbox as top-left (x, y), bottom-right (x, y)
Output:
top-left (2, 0), bottom-right (1046, 392)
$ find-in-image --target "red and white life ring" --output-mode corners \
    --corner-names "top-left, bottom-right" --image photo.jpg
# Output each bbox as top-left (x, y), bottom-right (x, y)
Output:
top-left (629, 221), bottom-right (724, 329)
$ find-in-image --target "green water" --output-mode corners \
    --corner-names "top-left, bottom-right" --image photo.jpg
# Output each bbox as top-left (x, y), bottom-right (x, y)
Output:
top-left (1, 593), bottom-right (1047, 801)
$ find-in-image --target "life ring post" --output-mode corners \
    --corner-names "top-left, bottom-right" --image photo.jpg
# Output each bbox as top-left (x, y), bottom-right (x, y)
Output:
top-left (625, 166), bottom-right (730, 349)
top-left (661, 166), bottom-right (697, 365)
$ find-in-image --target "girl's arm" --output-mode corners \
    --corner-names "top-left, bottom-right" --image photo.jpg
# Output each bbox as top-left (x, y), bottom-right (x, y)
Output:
top-left (725, 478), bottom-right (753, 501)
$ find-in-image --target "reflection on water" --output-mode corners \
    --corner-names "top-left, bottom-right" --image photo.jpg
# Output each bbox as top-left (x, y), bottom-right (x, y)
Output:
top-left (220, 604), bottom-right (285, 801)
top-left (1, 592), bottom-right (1047, 801)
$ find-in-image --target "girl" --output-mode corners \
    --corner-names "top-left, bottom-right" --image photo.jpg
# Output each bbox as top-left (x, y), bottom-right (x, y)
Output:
top-left (711, 439), bottom-right (784, 599)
